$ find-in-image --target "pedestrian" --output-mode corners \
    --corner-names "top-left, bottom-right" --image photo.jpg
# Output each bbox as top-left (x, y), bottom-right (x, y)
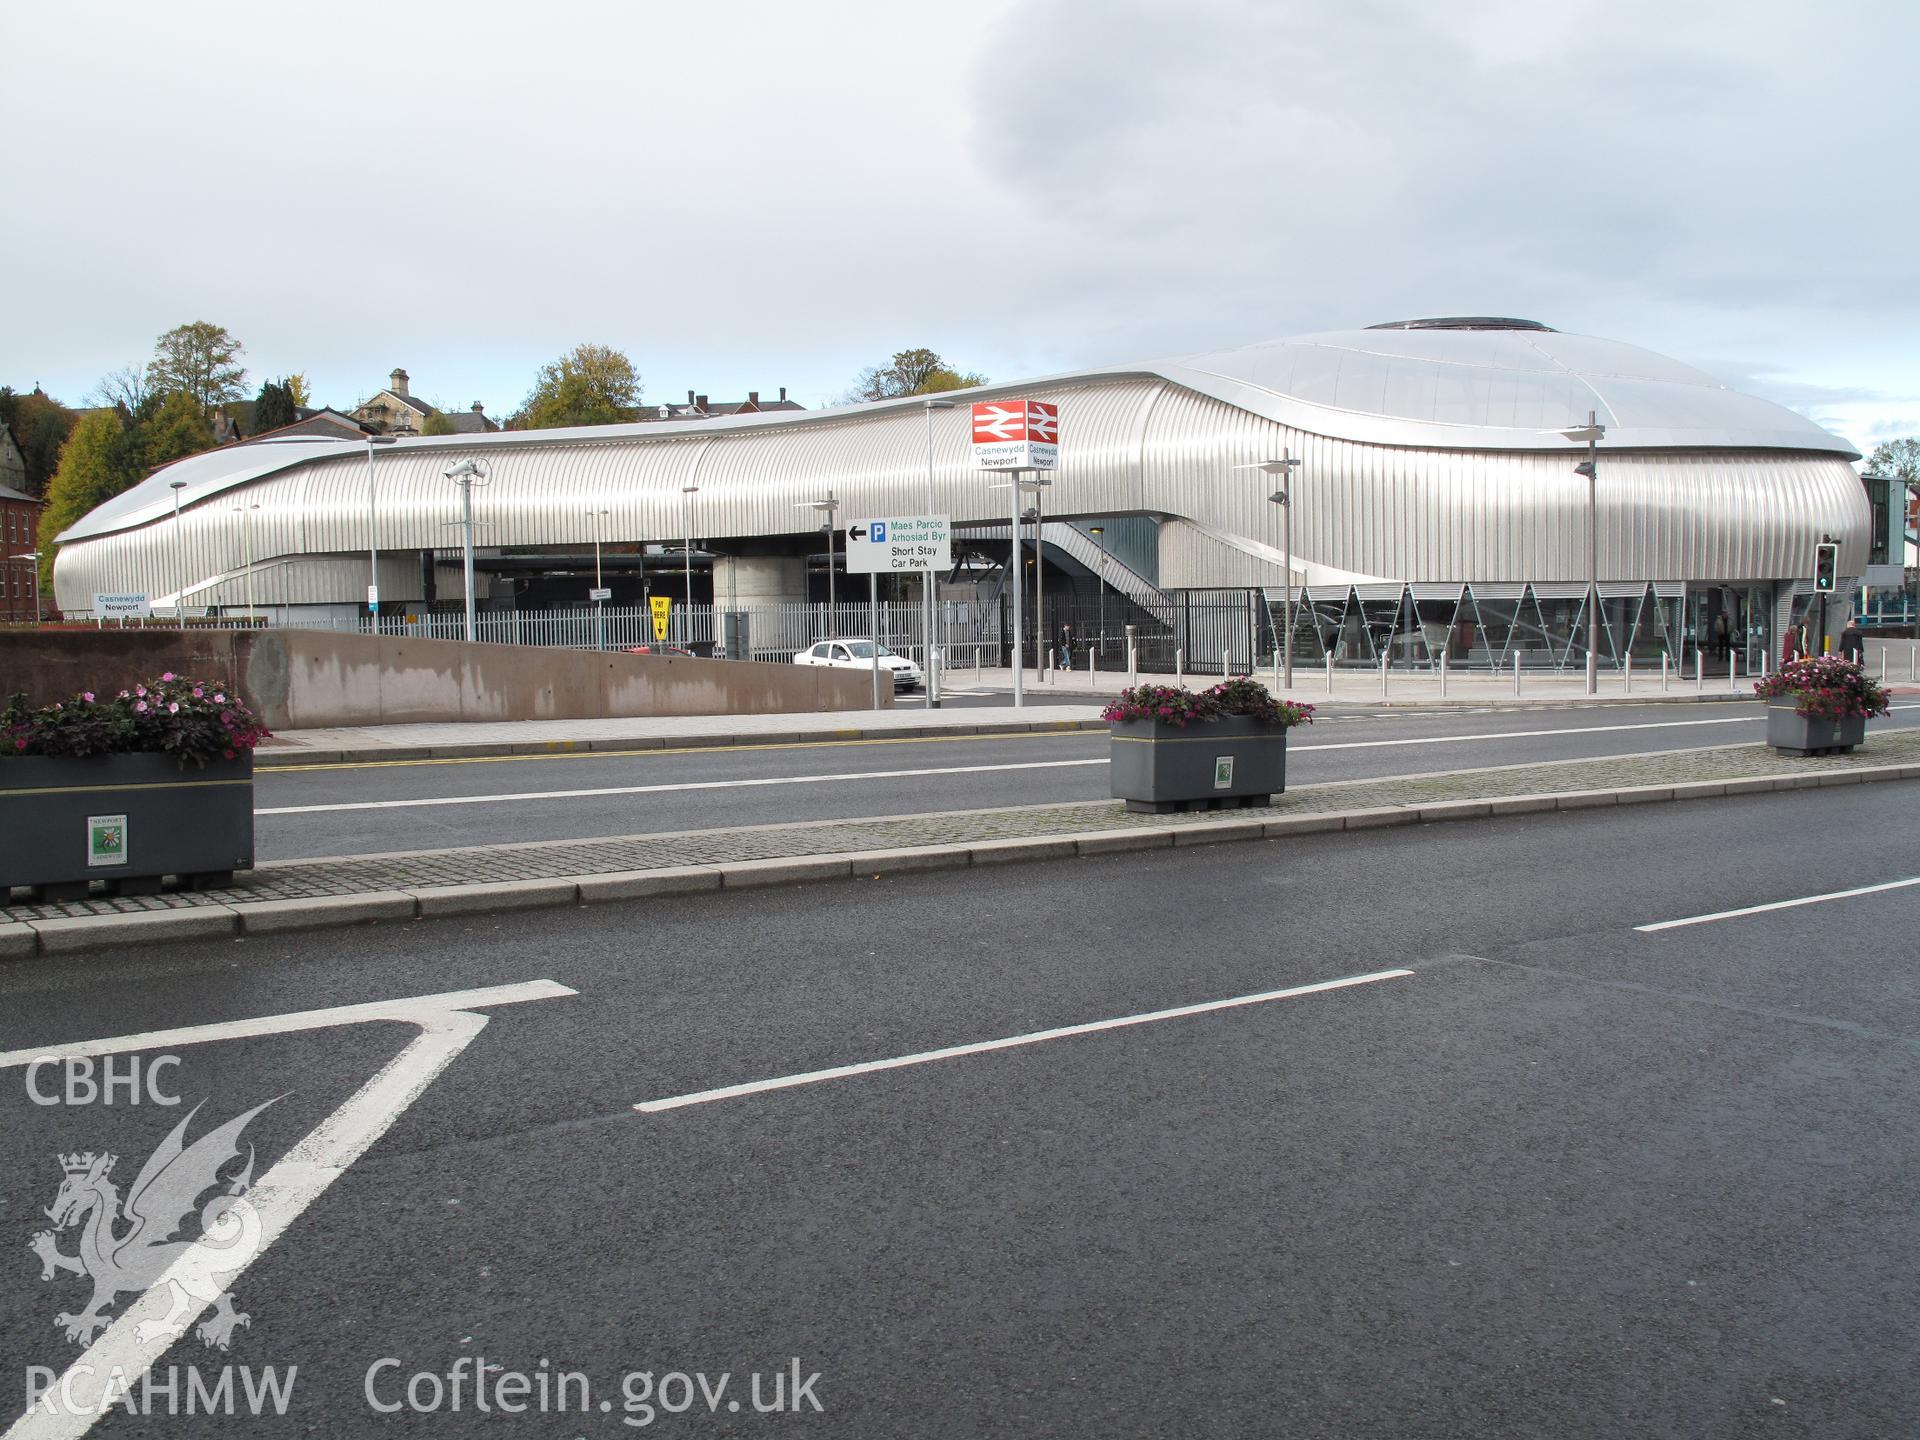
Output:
top-left (1839, 616), bottom-right (1865, 664)
top-left (1058, 621), bottom-right (1075, 671)
top-left (1712, 612), bottom-right (1729, 660)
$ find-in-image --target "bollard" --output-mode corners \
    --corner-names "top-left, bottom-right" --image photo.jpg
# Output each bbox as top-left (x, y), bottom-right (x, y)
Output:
top-left (1625, 652), bottom-right (1632, 693)
top-left (1694, 650), bottom-right (1703, 692)
top-left (1175, 649), bottom-right (1184, 684)
top-left (1222, 650), bottom-right (1230, 680)
top-left (1514, 650), bottom-right (1521, 695)
top-left (1088, 646), bottom-right (1098, 677)
top-left (1381, 651), bottom-right (1390, 699)
top-left (1327, 649), bottom-right (1335, 695)
top-left (1440, 651), bottom-right (1448, 699)
top-left (1880, 647), bottom-right (1888, 682)
top-left (1661, 652), bottom-right (1669, 692)
top-left (1128, 647), bottom-right (1138, 682)
top-left (1730, 659), bottom-right (1739, 694)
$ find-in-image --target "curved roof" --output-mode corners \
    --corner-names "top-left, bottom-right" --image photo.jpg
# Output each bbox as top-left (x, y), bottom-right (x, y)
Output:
top-left (1156, 324), bottom-right (1857, 456)
top-left (61, 322), bottom-right (1855, 546)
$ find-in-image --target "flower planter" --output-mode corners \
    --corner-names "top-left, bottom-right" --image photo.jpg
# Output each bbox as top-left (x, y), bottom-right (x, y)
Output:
top-left (0, 753), bottom-right (254, 899)
top-left (1764, 700), bottom-right (1866, 757)
top-left (1110, 714), bottom-right (1289, 813)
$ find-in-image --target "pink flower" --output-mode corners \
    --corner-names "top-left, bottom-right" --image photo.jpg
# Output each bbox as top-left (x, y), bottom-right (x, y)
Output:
top-left (82, 691), bottom-right (95, 702)
top-left (135, 701), bottom-right (147, 712)
top-left (167, 701), bottom-right (179, 714)
top-left (135, 686), bottom-right (146, 697)
top-left (13, 738), bottom-right (24, 750)
top-left (214, 693), bottom-right (225, 703)
top-left (160, 671), bottom-right (175, 681)
top-left (118, 689), bottom-right (130, 699)
top-left (223, 748), bottom-right (235, 759)
top-left (192, 687), bottom-right (204, 698)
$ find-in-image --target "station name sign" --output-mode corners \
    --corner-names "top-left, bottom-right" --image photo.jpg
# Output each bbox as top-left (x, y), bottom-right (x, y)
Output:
top-left (971, 400), bottom-right (1058, 471)
top-left (92, 593), bottom-right (152, 617)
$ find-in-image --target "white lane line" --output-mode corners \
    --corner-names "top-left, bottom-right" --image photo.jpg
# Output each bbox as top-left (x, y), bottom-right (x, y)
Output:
top-left (4, 981), bottom-right (574, 1440)
top-left (257, 758), bottom-right (1109, 814)
top-left (0, 978), bottom-right (575, 1067)
top-left (1635, 877), bottom-right (1920, 933)
top-left (256, 709), bottom-right (1920, 816)
top-left (635, 968), bottom-right (1414, 1114)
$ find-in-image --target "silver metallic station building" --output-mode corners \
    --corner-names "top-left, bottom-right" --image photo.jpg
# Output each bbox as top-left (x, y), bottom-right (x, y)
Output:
top-left (54, 318), bottom-right (1869, 673)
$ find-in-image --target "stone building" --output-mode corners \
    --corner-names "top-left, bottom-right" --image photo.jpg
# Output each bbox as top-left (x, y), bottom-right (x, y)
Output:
top-left (1, 457), bottom-right (44, 621)
top-left (352, 368), bottom-right (498, 436)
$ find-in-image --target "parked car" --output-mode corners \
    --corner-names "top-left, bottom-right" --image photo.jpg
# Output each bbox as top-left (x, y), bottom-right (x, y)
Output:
top-left (624, 644), bottom-right (695, 657)
top-left (794, 639), bottom-right (923, 691)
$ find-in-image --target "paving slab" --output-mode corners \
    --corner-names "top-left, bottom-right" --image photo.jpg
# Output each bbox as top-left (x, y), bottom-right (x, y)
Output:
top-left (232, 891), bottom-right (417, 934)
top-left (409, 878), bottom-right (581, 916)
top-left (31, 907), bottom-right (237, 953)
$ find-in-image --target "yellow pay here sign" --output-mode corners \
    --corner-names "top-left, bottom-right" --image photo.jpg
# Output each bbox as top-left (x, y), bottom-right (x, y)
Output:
top-left (649, 596), bottom-right (673, 640)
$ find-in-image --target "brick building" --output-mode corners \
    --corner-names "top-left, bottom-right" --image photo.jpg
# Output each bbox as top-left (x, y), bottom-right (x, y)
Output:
top-left (1, 472), bottom-right (44, 621)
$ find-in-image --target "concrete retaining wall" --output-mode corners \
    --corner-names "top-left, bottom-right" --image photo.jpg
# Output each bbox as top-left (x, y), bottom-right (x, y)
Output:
top-left (0, 628), bottom-right (882, 729)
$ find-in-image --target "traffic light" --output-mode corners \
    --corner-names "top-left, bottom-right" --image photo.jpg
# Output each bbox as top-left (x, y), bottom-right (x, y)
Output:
top-left (1813, 541), bottom-right (1839, 593)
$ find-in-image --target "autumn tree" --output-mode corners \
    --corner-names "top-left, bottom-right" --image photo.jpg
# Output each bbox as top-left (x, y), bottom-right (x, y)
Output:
top-left (847, 348), bottom-right (987, 402)
top-left (511, 344), bottom-right (644, 429)
top-left (420, 411), bottom-right (457, 437)
top-left (141, 391), bottom-right (216, 469)
top-left (0, 386), bottom-right (78, 497)
top-left (36, 410), bottom-right (140, 591)
top-left (145, 321), bottom-right (247, 415)
top-left (284, 373), bottom-right (312, 409)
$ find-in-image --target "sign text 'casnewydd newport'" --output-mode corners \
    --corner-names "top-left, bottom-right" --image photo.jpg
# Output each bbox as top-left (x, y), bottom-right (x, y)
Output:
top-left (845, 515), bottom-right (952, 573)
top-left (971, 400), bottom-right (1058, 471)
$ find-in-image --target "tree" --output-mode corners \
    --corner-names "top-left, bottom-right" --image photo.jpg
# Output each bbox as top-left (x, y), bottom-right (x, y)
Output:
top-left (420, 411), bottom-right (457, 437)
top-left (847, 348), bottom-right (987, 402)
top-left (140, 391), bottom-right (216, 469)
top-left (36, 410), bottom-right (140, 592)
top-left (511, 343), bottom-right (643, 429)
top-left (284, 373), bottom-right (312, 409)
top-left (0, 386), bottom-right (78, 498)
top-left (88, 365), bottom-right (150, 416)
top-left (145, 321), bottom-right (247, 416)
top-left (253, 378), bottom-right (298, 434)
top-left (1867, 437), bottom-right (1920, 497)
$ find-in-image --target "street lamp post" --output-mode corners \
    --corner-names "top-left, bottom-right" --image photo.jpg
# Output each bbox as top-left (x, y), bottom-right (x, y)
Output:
top-left (365, 434), bottom-right (397, 629)
top-left (1559, 412), bottom-right (1607, 696)
top-left (923, 397), bottom-right (956, 706)
top-left (796, 491), bottom-right (839, 634)
top-left (443, 458), bottom-right (489, 642)
top-left (1090, 526), bottom-right (1107, 651)
top-left (681, 484), bottom-right (699, 648)
top-left (230, 503), bottom-right (260, 620)
top-left (168, 480), bottom-right (189, 626)
top-left (587, 506), bottom-right (609, 651)
top-left (1237, 456), bottom-right (1303, 689)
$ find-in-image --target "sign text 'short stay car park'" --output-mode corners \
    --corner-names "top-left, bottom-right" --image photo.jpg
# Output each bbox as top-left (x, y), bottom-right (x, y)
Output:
top-left (971, 400), bottom-right (1059, 471)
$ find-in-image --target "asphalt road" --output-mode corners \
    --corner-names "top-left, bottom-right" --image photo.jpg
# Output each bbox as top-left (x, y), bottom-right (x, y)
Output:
top-left (3, 783), bottom-right (1918, 1436)
top-left (253, 699), bottom-right (1920, 859)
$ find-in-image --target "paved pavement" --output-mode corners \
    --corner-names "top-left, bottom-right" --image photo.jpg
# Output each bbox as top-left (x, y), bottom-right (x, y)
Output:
top-left (7, 727), bottom-right (1917, 956)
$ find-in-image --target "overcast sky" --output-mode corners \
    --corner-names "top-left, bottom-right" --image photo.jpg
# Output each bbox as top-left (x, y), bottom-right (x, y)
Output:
top-left (4, 0), bottom-right (1914, 454)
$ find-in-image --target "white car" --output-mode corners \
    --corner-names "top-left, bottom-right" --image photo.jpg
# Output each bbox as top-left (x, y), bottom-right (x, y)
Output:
top-left (794, 638), bottom-right (923, 691)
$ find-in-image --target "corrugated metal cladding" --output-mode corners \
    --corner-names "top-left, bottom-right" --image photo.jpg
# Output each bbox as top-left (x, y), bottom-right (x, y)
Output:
top-left (53, 372), bottom-right (1867, 610)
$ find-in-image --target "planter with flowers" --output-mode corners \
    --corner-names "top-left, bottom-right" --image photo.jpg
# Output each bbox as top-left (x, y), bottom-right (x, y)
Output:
top-left (1751, 656), bottom-right (1891, 757)
top-left (1104, 678), bottom-right (1314, 813)
top-left (1, 674), bottom-right (270, 899)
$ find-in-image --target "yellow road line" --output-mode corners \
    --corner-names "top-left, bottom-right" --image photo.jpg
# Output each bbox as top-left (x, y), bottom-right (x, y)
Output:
top-left (260, 728), bottom-right (1104, 774)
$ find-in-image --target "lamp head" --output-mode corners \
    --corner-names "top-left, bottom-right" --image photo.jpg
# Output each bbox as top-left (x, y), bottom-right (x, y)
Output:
top-left (1234, 459), bottom-right (1301, 475)
top-left (1573, 461), bottom-right (1596, 479)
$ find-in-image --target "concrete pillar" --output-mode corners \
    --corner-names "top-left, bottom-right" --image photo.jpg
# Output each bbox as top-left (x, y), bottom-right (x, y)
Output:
top-left (724, 554), bottom-right (808, 607)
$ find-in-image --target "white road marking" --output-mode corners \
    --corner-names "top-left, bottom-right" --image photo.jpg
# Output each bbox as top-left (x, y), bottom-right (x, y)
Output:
top-left (1635, 877), bottom-right (1920, 932)
top-left (0, 979), bottom-right (575, 1068)
top-left (255, 708), bottom-right (1920, 816)
top-left (256, 759), bottom-right (1109, 814)
top-left (3, 980), bottom-right (574, 1440)
top-left (635, 968), bottom-right (1413, 1114)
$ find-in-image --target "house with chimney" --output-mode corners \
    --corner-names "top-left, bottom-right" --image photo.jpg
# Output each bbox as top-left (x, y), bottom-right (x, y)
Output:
top-left (648, 387), bottom-right (805, 421)
top-left (352, 368), bottom-right (499, 436)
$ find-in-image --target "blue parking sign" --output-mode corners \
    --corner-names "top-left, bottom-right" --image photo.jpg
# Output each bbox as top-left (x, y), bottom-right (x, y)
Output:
top-left (872, 523), bottom-right (887, 543)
